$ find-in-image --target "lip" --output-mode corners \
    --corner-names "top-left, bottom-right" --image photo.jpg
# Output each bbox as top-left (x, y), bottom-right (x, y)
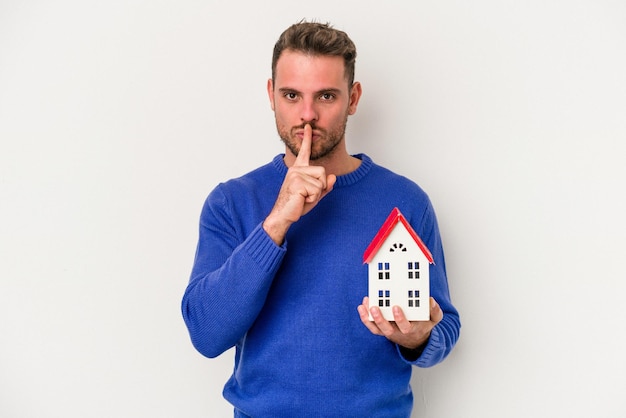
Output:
top-left (295, 129), bottom-right (321, 141)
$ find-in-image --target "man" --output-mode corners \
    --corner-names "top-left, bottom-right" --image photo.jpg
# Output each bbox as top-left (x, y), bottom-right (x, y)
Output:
top-left (182, 21), bottom-right (460, 417)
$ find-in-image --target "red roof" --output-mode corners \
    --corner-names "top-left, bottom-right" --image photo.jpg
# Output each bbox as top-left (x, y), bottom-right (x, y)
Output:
top-left (362, 207), bottom-right (434, 264)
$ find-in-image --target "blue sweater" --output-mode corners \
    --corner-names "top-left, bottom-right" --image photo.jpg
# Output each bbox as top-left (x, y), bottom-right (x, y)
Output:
top-left (182, 154), bottom-right (460, 417)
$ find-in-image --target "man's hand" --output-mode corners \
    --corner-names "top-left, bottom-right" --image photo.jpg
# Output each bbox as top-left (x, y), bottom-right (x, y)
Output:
top-left (357, 296), bottom-right (444, 350)
top-left (263, 124), bottom-right (336, 244)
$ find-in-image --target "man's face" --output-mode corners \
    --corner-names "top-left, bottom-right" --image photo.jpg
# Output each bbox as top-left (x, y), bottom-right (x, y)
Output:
top-left (268, 50), bottom-right (360, 161)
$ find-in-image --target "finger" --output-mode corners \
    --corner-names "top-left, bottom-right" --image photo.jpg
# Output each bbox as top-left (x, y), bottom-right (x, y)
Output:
top-left (362, 296), bottom-right (370, 310)
top-left (357, 302), bottom-right (384, 336)
top-left (357, 297), bottom-right (370, 319)
top-left (307, 173), bottom-right (335, 205)
top-left (294, 123), bottom-right (312, 167)
top-left (357, 304), bottom-right (372, 324)
top-left (392, 306), bottom-right (413, 334)
top-left (359, 314), bottom-right (384, 335)
top-left (370, 306), bottom-right (397, 337)
top-left (300, 176), bottom-right (327, 203)
top-left (430, 297), bottom-right (443, 324)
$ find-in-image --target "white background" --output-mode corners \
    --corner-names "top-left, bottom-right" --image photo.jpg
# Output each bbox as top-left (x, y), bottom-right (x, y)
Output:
top-left (1, 1), bottom-right (625, 417)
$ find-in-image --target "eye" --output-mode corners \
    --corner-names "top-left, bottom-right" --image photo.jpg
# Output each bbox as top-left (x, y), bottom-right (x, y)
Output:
top-left (283, 92), bottom-right (298, 101)
top-left (320, 92), bottom-right (336, 101)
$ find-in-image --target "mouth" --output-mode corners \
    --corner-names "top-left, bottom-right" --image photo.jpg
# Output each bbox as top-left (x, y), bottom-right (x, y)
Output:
top-left (295, 128), bottom-right (322, 141)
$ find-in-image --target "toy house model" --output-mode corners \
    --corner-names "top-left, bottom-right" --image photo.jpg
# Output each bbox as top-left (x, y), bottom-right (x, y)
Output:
top-left (363, 207), bottom-right (434, 321)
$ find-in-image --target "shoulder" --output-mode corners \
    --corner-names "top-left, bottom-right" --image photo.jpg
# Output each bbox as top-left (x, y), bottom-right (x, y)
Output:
top-left (360, 154), bottom-right (429, 199)
top-left (215, 155), bottom-right (284, 194)
top-left (201, 156), bottom-right (284, 213)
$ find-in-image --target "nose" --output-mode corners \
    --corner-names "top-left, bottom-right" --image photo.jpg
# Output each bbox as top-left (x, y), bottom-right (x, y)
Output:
top-left (300, 98), bottom-right (318, 123)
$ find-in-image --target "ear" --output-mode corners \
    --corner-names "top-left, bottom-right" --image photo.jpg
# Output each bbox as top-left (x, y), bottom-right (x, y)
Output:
top-left (267, 78), bottom-right (275, 111)
top-left (347, 81), bottom-right (362, 115)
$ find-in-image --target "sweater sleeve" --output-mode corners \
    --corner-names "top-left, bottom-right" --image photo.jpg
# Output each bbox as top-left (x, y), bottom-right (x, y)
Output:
top-left (398, 199), bottom-right (461, 367)
top-left (181, 186), bottom-right (286, 358)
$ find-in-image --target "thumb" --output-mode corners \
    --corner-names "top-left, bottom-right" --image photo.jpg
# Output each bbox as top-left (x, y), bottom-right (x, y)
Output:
top-left (429, 298), bottom-right (443, 324)
top-left (326, 174), bottom-right (337, 192)
top-left (317, 174), bottom-right (336, 203)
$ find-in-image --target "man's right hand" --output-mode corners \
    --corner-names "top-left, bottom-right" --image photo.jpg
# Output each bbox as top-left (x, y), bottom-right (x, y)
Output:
top-left (262, 124), bottom-right (336, 245)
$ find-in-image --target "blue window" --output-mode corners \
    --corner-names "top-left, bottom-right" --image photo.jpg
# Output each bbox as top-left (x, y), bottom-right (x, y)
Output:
top-left (378, 290), bottom-right (391, 307)
top-left (377, 262), bottom-right (390, 280)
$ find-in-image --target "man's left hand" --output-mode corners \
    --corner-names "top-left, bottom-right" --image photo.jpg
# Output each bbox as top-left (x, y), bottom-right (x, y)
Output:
top-left (357, 296), bottom-right (443, 350)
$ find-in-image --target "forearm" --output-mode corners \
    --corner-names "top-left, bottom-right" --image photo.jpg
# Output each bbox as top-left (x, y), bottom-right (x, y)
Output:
top-left (404, 310), bottom-right (461, 367)
top-left (181, 224), bottom-right (285, 358)
top-left (400, 204), bottom-right (461, 366)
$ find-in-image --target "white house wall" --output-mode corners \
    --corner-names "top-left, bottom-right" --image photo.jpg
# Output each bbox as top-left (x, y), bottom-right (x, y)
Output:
top-left (368, 223), bottom-right (430, 321)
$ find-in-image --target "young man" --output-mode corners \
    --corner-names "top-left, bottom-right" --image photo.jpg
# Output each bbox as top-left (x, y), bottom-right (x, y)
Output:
top-left (182, 21), bottom-right (460, 417)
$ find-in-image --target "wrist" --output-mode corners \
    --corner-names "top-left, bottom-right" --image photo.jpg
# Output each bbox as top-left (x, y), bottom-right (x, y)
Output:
top-left (262, 215), bottom-right (291, 245)
top-left (399, 337), bottom-right (429, 361)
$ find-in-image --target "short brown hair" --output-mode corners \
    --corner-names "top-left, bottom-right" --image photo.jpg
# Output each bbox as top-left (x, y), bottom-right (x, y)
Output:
top-left (271, 21), bottom-right (357, 87)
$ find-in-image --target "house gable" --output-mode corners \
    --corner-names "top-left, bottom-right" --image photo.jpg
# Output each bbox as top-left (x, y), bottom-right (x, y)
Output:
top-left (363, 207), bottom-right (434, 265)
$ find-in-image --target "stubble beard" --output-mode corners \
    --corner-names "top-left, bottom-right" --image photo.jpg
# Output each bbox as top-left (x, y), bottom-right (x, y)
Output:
top-left (277, 114), bottom-right (349, 161)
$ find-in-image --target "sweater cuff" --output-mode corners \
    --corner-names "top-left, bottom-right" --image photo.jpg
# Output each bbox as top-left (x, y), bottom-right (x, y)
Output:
top-left (398, 342), bottom-right (427, 362)
top-left (397, 326), bottom-right (443, 366)
top-left (244, 223), bottom-right (287, 274)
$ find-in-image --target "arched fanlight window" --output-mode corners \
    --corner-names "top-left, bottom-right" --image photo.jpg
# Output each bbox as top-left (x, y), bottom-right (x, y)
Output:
top-left (389, 243), bottom-right (407, 252)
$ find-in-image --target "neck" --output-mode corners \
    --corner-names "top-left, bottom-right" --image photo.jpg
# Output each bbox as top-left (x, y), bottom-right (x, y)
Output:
top-left (316, 154), bottom-right (361, 176)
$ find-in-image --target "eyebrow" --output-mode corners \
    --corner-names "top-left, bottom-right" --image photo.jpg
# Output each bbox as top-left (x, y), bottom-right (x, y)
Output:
top-left (278, 87), bottom-right (343, 95)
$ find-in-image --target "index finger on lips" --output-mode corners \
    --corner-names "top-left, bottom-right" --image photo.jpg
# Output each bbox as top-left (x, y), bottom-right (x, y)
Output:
top-left (294, 124), bottom-right (312, 167)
